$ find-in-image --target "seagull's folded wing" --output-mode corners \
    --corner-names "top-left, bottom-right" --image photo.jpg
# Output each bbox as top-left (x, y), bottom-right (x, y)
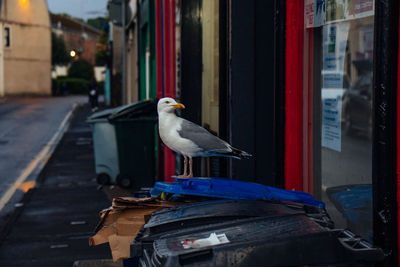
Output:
top-left (178, 119), bottom-right (231, 154)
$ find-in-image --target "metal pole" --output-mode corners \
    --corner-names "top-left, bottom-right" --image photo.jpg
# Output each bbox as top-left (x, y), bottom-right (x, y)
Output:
top-left (121, 0), bottom-right (127, 104)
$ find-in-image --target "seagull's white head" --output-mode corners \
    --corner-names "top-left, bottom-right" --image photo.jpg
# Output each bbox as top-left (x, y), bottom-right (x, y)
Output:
top-left (157, 97), bottom-right (185, 114)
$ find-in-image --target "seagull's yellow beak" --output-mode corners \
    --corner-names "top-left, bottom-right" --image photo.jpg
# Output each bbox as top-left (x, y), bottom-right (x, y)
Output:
top-left (173, 103), bottom-right (185, 109)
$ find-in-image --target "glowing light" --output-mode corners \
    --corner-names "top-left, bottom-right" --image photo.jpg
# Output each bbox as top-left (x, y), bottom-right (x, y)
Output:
top-left (20, 0), bottom-right (29, 7)
top-left (70, 50), bottom-right (76, 57)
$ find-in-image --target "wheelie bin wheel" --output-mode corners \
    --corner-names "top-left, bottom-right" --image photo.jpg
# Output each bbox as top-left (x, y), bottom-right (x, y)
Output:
top-left (117, 175), bottom-right (132, 188)
top-left (96, 173), bottom-right (110, 185)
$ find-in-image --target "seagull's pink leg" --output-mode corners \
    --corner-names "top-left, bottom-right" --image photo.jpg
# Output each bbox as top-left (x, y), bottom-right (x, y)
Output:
top-left (183, 157), bottom-right (188, 176)
top-left (188, 157), bottom-right (193, 178)
top-left (175, 156), bottom-right (188, 178)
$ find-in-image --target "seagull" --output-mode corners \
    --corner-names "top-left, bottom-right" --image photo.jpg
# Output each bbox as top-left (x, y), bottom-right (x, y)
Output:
top-left (157, 97), bottom-right (251, 178)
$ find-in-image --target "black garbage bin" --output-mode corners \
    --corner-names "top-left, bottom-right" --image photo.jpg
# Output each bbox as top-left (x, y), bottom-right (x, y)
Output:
top-left (110, 100), bottom-right (157, 188)
top-left (87, 100), bottom-right (158, 188)
top-left (130, 199), bottom-right (384, 267)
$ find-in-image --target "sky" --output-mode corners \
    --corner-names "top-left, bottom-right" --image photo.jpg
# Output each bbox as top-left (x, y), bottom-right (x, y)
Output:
top-left (47, 0), bottom-right (108, 20)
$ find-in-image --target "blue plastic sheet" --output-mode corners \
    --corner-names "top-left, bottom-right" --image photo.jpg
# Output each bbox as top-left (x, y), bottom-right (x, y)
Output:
top-left (151, 177), bottom-right (325, 208)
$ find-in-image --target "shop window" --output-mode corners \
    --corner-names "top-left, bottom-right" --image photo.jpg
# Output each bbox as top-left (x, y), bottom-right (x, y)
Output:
top-left (201, 0), bottom-right (219, 134)
top-left (4, 27), bottom-right (10, 47)
top-left (303, 0), bottom-right (374, 242)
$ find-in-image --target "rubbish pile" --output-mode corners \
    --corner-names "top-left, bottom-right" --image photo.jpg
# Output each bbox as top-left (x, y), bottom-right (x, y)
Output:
top-left (90, 178), bottom-right (384, 266)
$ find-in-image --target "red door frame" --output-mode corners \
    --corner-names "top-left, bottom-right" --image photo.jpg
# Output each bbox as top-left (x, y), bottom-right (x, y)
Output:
top-left (397, 8), bottom-right (400, 262)
top-left (304, 27), bottom-right (314, 195)
top-left (156, 0), bottom-right (176, 182)
top-left (285, 0), bottom-right (304, 191)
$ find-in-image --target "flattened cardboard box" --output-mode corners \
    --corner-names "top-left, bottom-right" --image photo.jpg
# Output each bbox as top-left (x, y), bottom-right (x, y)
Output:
top-left (89, 197), bottom-right (176, 261)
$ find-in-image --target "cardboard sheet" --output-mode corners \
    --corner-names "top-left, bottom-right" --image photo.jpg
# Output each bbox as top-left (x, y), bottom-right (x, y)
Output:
top-left (89, 196), bottom-right (177, 261)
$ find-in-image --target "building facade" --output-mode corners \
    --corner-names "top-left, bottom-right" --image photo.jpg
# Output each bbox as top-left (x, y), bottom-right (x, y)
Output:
top-left (50, 13), bottom-right (101, 66)
top-left (0, 0), bottom-right (51, 96)
top-left (112, 1), bottom-right (400, 265)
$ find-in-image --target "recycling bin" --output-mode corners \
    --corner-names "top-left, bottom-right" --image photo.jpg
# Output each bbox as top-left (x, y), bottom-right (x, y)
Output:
top-left (87, 100), bottom-right (157, 188)
top-left (151, 177), bottom-right (325, 207)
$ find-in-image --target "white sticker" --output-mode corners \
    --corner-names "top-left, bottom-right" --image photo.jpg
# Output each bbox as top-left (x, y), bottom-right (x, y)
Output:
top-left (181, 233), bottom-right (230, 249)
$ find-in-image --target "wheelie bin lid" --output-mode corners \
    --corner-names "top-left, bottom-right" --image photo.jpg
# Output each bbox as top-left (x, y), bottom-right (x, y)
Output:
top-left (150, 219), bottom-right (383, 266)
top-left (151, 177), bottom-right (325, 208)
top-left (87, 99), bottom-right (157, 123)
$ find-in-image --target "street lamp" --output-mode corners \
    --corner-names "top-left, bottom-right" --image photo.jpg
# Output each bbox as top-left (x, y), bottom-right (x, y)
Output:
top-left (70, 50), bottom-right (77, 58)
top-left (19, 0), bottom-right (29, 7)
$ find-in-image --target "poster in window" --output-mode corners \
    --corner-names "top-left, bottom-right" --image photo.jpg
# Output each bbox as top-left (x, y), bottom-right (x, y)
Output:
top-left (306, 0), bottom-right (374, 28)
top-left (346, 0), bottom-right (374, 20)
top-left (326, 0), bottom-right (346, 23)
top-left (322, 23), bottom-right (349, 72)
top-left (305, 0), bottom-right (326, 28)
top-left (304, 0), bottom-right (315, 28)
top-left (315, 0), bottom-right (326, 26)
top-left (322, 97), bottom-right (342, 152)
top-left (321, 22), bottom-right (349, 152)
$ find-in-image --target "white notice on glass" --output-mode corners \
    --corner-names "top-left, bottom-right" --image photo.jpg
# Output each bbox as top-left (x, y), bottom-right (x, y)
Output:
top-left (322, 97), bottom-right (342, 152)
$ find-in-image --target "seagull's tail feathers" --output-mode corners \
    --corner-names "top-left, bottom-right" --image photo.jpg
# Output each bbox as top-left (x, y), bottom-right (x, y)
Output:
top-left (229, 146), bottom-right (252, 159)
top-left (206, 146), bottom-right (252, 159)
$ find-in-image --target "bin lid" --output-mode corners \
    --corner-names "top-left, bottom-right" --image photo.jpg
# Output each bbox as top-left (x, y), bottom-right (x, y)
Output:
top-left (151, 218), bottom-right (383, 266)
top-left (87, 99), bottom-right (157, 123)
top-left (86, 106), bottom-right (120, 122)
top-left (151, 177), bottom-right (325, 208)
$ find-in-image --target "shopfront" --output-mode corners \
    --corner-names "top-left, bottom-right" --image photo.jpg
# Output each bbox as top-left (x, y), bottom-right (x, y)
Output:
top-left (283, 0), bottom-right (399, 265)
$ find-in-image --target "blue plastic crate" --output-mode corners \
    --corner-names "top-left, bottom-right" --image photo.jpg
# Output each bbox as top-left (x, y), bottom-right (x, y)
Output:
top-left (151, 177), bottom-right (325, 208)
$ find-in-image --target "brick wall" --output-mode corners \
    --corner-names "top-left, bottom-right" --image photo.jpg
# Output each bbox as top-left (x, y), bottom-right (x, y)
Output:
top-left (61, 31), bottom-right (99, 65)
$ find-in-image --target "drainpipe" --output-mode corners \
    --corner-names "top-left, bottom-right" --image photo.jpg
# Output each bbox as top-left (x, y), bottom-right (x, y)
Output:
top-left (122, 0), bottom-right (127, 104)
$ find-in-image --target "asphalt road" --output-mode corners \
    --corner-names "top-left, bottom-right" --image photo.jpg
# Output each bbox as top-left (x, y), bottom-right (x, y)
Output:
top-left (0, 96), bottom-right (86, 214)
top-left (0, 103), bottom-right (115, 266)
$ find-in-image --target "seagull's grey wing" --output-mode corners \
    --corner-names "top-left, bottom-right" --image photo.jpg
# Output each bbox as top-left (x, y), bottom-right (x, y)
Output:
top-left (178, 119), bottom-right (231, 153)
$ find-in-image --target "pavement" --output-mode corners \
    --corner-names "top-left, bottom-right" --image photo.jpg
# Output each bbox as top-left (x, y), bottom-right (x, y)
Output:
top-left (0, 96), bottom-right (87, 217)
top-left (0, 103), bottom-right (126, 266)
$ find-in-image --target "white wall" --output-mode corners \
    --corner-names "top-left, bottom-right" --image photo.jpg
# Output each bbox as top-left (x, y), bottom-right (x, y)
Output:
top-left (51, 65), bottom-right (68, 79)
top-left (95, 66), bottom-right (106, 82)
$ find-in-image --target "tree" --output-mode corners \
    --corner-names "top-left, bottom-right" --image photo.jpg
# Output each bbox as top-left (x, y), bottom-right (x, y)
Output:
top-left (51, 32), bottom-right (70, 66)
top-left (68, 59), bottom-right (94, 81)
top-left (95, 49), bottom-right (107, 66)
top-left (95, 30), bottom-right (108, 66)
top-left (87, 17), bottom-right (108, 31)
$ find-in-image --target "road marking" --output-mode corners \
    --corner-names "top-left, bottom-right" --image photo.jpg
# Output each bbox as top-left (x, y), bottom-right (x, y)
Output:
top-left (0, 104), bottom-right (78, 211)
top-left (18, 181), bottom-right (36, 192)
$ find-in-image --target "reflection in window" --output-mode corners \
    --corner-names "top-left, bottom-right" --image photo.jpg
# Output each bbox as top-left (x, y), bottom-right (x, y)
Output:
top-left (304, 0), bottom-right (374, 242)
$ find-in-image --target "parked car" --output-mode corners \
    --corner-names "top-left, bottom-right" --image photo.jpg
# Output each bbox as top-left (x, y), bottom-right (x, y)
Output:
top-left (342, 72), bottom-right (373, 137)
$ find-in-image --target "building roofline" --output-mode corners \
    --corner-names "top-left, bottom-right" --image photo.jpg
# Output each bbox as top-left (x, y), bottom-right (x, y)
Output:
top-left (50, 13), bottom-right (102, 36)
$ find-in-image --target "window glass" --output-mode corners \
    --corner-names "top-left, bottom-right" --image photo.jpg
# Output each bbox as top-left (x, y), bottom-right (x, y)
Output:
top-left (304, 0), bottom-right (374, 242)
top-left (4, 27), bottom-right (10, 47)
top-left (201, 0), bottom-right (219, 177)
top-left (201, 0), bottom-right (219, 133)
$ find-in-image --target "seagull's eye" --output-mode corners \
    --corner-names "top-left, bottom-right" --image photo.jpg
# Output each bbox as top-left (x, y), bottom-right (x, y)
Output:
top-left (165, 101), bottom-right (170, 104)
